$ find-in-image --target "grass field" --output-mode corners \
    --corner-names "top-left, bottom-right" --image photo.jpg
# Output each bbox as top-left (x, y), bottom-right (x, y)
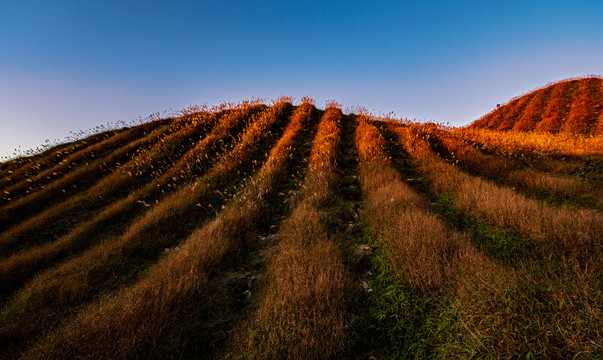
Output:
top-left (0, 84), bottom-right (602, 359)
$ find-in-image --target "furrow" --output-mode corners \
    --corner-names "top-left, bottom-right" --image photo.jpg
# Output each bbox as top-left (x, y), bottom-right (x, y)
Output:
top-left (21, 100), bottom-right (316, 360)
top-left (0, 120), bottom-right (166, 204)
top-left (536, 80), bottom-right (580, 133)
top-left (434, 132), bottom-right (602, 209)
top-left (0, 104), bottom-right (262, 294)
top-left (0, 120), bottom-right (178, 232)
top-left (0, 126), bottom-right (133, 190)
top-left (0, 100), bottom-right (293, 358)
top-left (234, 105), bottom-right (348, 359)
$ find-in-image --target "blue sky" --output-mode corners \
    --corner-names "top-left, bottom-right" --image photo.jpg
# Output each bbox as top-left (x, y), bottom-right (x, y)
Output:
top-left (1, 0), bottom-right (602, 157)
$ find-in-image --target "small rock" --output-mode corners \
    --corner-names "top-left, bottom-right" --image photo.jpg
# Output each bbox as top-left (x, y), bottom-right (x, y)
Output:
top-left (360, 279), bottom-right (373, 292)
top-left (355, 244), bottom-right (372, 260)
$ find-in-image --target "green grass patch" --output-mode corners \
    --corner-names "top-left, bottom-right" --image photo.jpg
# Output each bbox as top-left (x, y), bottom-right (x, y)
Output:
top-left (433, 192), bottom-right (533, 263)
top-left (348, 225), bottom-right (467, 359)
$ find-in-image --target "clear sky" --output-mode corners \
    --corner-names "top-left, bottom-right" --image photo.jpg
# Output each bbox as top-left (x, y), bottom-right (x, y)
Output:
top-left (1, 0), bottom-right (602, 158)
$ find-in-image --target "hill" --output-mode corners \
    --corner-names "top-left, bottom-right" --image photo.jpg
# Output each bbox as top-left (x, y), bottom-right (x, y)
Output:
top-left (471, 76), bottom-right (603, 134)
top-left (0, 98), bottom-right (602, 359)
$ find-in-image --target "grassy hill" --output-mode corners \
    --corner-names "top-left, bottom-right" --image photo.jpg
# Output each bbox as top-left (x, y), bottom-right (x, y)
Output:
top-left (471, 76), bottom-right (603, 135)
top-left (0, 94), bottom-right (602, 359)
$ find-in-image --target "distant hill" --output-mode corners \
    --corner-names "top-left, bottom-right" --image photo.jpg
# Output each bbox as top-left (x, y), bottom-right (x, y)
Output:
top-left (471, 77), bottom-right (603, 135)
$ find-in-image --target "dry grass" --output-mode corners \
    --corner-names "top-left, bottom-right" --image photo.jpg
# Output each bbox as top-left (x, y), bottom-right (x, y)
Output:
top-left (0, 95), bottom-right (601, 359)
top-left (236, 105), bottom-right (348, 359)
top-left (0, 104), bottom-right (262, 293)
top-left (437, 135), bottom-right (601, 209)
top-left (395, 124), bottom-right (603, 264)
top-left (357, 119), bottom-right (492, 293)
top-left (563, 77), bottom-right (603, 134)
top-left (450, 127), bottom-right (603, 158)
top-left (0, 121), bottom-right (175, 236)
top-left (0, 127), bottom-right (134, 192)
top-left (512, 87), bottom-right (552, 132)
top-left (21, 100), bottom-right (312, 360)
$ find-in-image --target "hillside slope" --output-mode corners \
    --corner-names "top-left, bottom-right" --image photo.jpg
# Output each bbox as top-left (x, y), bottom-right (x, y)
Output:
top-left (471, 76), bottom-right (603, 135)
top-left (0, 99), bottom-right (602, 359)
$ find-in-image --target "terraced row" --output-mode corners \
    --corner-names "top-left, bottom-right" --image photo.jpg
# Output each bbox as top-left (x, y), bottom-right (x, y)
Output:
top-left (0, 101), bottom-right (601, 359)
top-left (472, 77), bottom-right (603, 135)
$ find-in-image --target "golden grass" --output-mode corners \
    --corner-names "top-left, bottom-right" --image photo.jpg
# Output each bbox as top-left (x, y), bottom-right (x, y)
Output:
top-left (236, 106), bottom-right (348, 359)
top-left (394, 124), bottom-right (603, 265)
top-left (450, 127), bottom-right (603, 158)
top-left (21, 100), bottom-right (312, 360)
top-left (0, 104), bottom-right (262, 293)
top-left (437, 134), bottom-right (601, 209)
top-left (356, 119), bottom-right (493, 293)
top-left (0, 121), bottom-right (175, 236)
top-left (512, 87), bottom-right (552, 132)
top-left (0, 126), bottom-right (135, 191)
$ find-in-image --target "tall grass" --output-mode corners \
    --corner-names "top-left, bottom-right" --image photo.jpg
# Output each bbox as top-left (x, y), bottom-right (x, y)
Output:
top-left (563, 77), bottom-right (603, 135)
top-left (236, 105), bottom-right (348, 359)
top-left (512, 87), bottom-right (552, 132)
top-left (0, 99), bottom-right (293, 358)
top-left (536, 79), bottom-right (579, 133)
top-left (436, 134), bottom-right (601, 209)
top-left (0, 121), bottom-right (176, 235)
top-left (451, 127), bottom-right (603, 158)
top-left (21, 100), bottom-right (314, 360)
top-left (0, 127), bottom-right (133, 191)
top-left (0, 103), bottom-right (262, 294)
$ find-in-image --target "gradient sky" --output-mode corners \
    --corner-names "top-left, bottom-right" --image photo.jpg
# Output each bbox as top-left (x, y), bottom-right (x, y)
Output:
top-left (1, 0), bottom-right (602, 158)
